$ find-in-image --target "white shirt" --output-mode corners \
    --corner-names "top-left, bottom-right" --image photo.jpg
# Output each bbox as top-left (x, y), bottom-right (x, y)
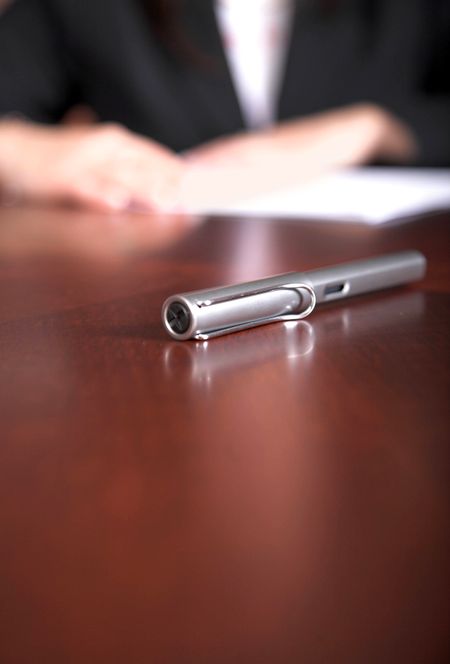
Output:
top-left (215, 0), bottom-right (294, 130)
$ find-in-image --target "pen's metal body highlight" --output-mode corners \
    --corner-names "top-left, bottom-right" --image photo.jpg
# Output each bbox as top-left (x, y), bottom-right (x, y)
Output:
top-left (162, 250), bottom-right (426, 340)
top-left (163, 282), bottom-right (316, 340)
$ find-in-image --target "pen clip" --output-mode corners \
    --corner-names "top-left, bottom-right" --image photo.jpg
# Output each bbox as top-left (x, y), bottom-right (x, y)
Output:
top-left (194, 282), bottom-right (316, 340)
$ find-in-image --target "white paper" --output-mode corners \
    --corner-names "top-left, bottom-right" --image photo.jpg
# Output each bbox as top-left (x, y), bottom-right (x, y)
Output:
top-left (198, 167), bottom-right (450, 224)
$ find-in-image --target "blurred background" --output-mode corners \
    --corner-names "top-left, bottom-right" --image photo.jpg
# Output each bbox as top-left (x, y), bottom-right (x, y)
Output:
top-left (0, 0), bottom-right (449, 217)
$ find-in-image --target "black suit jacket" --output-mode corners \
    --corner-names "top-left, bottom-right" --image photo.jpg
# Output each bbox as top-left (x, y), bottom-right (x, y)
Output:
top-left (1, 0), bottom-right (449, 164)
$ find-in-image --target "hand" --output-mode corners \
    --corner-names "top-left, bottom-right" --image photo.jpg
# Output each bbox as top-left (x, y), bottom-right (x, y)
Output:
top-left (0, 120), bottom-right (183, 212)
top-left (187, 103), bottom-right (417, 170)
top-left (181, 104), bottom-right (417, 209)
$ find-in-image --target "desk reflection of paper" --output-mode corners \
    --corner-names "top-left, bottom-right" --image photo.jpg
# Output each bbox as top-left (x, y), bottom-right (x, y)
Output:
top-left (195, 168), bottom-right (450, 224)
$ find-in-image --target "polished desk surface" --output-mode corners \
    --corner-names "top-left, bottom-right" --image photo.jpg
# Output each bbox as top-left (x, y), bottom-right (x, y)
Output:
top-left (0, 206), bottom-right (449, 664)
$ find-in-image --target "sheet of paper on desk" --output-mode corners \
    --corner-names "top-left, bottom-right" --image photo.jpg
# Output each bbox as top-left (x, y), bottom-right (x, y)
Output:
top-left (200, 168), bottom-right (450, 224)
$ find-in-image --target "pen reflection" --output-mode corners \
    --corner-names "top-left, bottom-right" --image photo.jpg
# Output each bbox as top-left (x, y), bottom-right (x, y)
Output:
top-left (162, 289), bottom-right (425, 388)
top-left (163, 320), bottom-right (315, 389)
top-left (312, 289), bottom-right (425, 340)
top-left (32, 287), bottom-right (422, 653)
top-left (155, 290), bottom-right (428, 647)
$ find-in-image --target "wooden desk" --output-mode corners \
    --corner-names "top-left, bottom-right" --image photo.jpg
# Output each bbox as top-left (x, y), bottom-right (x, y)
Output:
top-left (0, 206), bottom-right (449, 663)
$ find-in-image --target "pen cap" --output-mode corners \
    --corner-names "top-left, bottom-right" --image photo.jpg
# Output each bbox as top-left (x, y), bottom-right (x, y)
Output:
top-left (162, 281), bottom-right (316, 341)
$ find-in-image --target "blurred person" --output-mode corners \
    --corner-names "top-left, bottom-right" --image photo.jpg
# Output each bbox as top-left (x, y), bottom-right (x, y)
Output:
top-left (0, 0), bottom-right (448, 212)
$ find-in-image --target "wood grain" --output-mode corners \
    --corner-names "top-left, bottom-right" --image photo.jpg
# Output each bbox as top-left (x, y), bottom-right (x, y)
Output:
top-left (0, 205), bottom-right (449, 664)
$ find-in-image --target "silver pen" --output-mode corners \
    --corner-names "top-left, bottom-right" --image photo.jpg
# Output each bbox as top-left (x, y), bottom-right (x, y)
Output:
top-left (162, 250), bottom-right (426, 340)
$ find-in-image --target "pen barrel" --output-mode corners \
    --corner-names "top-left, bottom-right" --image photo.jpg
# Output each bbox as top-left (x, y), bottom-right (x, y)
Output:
top-left (295, 250), bottom-right (426, 303)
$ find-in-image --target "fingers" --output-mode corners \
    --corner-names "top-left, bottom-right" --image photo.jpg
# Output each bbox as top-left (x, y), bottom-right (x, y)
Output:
top-left (72, 177), bottom-right (177, 214)
top-left (3, 121), bottom-right (185, 213)
top-left (71, 132), bottom-right (183, 212)
top-left (92, 129), bottom-right (184, 212)
top-left (108, 146), bottom-right (183, 211)
top-left (68, 179), bottom-right (133, 213)
top-left (185, 137), bottom-right (249, 167)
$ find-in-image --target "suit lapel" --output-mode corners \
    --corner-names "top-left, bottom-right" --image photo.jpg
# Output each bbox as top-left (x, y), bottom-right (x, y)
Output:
top-left (277, 1), bottom-right (305, 121)
top-left (181, 0), bottom-right (245, 140)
